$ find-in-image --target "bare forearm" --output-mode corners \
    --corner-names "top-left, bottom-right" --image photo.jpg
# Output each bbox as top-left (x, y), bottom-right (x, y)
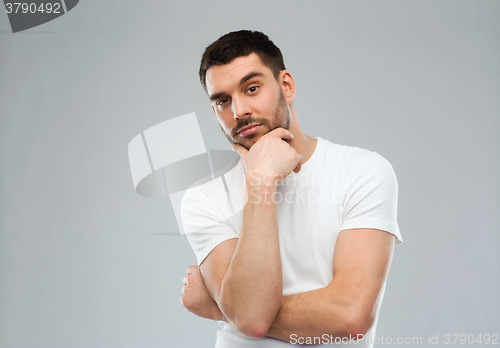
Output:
top-left (265, 286), bottom-right (351, 342)
top-left (211, 283), bottom-right (355, 341)
top-left (219, 179), bottom-right (282, 335)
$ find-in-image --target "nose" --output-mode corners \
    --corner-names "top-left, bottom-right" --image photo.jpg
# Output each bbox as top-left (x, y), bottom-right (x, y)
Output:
top-left (231, 95), bottom-right (251, 121)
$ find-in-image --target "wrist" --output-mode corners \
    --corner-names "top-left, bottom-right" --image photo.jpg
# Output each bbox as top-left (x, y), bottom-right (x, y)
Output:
top-left (245, 176), bottom-right (278, 206)
top-left (245, 170), bottom-right (280, 190)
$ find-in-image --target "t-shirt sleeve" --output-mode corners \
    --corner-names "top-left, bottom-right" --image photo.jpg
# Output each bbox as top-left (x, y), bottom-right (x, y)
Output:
top-left (340, 151), bottom-right (403, 245)
top-left (180, 184), bottom-right (239, 266)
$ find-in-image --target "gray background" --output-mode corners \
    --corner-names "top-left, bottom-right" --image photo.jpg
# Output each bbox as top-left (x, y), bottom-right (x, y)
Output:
top-left (1, 1), bottom-right (499, 347)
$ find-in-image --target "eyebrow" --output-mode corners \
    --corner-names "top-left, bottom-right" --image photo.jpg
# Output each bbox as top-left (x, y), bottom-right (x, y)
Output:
top-left (239, 71), bottom-right (264, 86)
top-left (209, 71), bottom-right (264, 102)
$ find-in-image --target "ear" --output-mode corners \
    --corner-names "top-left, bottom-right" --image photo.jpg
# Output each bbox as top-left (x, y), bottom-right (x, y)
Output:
top-left (279, 70), bottom-right (296, 105)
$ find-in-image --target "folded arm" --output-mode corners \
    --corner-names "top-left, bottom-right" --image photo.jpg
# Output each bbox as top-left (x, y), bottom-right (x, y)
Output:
top-left (191, 128), bottom-right (301, 338)
top-left (265, 228), bottom-right (395, 341)
top-left (188, 227), bottom-right (395, 342)
top-left (203, 179), bottom-right (282, 338)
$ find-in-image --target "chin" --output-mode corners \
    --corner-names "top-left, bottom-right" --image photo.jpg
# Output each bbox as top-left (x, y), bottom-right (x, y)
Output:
top-left (243, 133), bottom-right (263, 145)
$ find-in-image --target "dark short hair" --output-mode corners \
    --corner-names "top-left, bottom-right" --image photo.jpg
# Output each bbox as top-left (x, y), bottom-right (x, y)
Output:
top-left (199, 30), bottom-right (286, 94)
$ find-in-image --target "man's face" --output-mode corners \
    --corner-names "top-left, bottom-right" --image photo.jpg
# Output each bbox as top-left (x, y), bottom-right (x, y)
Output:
top-left (205, 53), bottom-right (290, 150)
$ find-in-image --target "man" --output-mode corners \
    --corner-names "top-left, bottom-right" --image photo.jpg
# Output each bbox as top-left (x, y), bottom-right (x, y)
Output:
top-left (179, 30), bottom-right (402, 347)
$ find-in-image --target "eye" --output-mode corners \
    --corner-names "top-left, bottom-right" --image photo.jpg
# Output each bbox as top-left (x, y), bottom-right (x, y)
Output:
top-left (216, 98), bottom-right (230, 106)
top-left (247, 86), bottom-right (259, 93)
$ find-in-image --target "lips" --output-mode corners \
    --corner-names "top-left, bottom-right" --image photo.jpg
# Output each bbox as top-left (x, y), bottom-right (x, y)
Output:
top-left (238, 124), bottom-right (262, 137)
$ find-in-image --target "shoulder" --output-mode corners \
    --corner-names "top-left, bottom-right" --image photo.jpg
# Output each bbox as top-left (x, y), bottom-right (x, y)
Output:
top-left (181, 157), bottom-right (243, 208)
top-left (180, 157), bottom-right (245, 231)
top-left (317, 137), bottom-right (396, 179)
top-left (180, 178), bottom-right (226, 218)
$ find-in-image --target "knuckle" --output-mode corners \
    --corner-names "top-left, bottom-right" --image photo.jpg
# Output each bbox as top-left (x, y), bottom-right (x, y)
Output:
top-left (186, 265), bottom-right (197, 274)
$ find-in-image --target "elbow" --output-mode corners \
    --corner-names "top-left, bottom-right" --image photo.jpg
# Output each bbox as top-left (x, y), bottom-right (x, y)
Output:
top-left (236, 322), bottom-right (270, 339)
top-left (342, 308), bottom-right (376, 340)
top-left (221, 302), bottom-right (272, 338)
top-left (219, 291), bottom-right (278, 339)
top-left (219, 301), bottom-right (273, 338)
top-left (344, 324), bottom-right (369, 341)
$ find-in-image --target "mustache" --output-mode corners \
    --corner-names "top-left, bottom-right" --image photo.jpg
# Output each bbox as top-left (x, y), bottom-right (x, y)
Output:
top-left (232, 117), bottom-right (269, 137)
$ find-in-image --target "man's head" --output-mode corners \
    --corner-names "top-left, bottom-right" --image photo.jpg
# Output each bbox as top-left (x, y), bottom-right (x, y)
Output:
top-left (199, 30), bottom-right (286, 94)
top-left (199, 30), bottom-right (296, 150)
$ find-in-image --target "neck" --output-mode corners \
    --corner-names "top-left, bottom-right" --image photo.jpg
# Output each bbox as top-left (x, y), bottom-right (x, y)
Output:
top-left (286, 104), bottom-right (317, 165)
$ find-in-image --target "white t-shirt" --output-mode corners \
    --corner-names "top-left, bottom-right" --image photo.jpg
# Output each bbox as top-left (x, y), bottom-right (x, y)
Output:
top-left (181, 136), bottom-right (402, 347)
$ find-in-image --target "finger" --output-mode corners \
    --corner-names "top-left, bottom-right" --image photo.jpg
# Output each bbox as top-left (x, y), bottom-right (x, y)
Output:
top-left (285, 141), bottom-right (296, 151)
top-left (267, 127), bottom-right (294, 141)
top-left (293, 162), bottom-right (302, 173)
top-left (232, 143), bottom-right (248, 160)
top-left (292, 154), bottom-right (303, 173)
top-left (186, 265), bottom-right (197, 275)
